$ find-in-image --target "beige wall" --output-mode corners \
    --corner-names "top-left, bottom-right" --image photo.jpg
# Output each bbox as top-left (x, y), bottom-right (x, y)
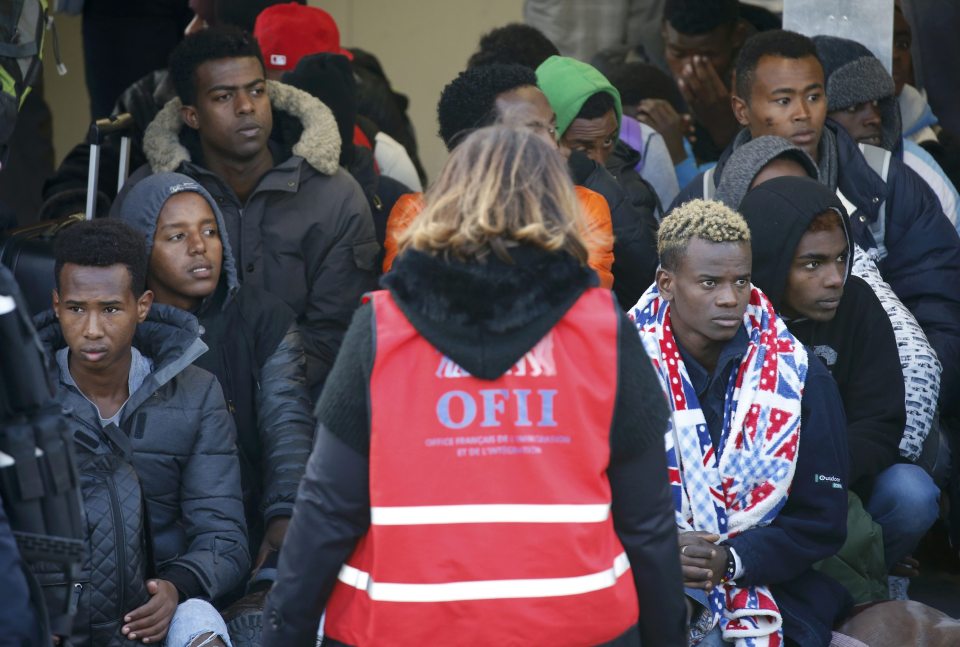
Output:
top-left (43, 1), bottom-right (523, 181)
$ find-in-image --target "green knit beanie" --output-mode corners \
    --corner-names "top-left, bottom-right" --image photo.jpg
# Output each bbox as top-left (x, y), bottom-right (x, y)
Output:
top-left (535, 55), bottom-right (623, 138)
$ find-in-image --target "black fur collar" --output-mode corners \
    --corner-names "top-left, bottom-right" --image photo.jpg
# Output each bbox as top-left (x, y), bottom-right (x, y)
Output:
top-left (382, 247), bottom-right (596, 378)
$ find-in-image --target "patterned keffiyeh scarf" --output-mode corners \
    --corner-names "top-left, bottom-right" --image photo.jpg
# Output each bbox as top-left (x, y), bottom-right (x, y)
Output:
top-left (629, 284), bottom-right (808, 647)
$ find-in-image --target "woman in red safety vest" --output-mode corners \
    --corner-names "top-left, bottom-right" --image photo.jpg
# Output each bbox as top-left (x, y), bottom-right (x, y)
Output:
top-left (261, 126), bottom-right (686, 647)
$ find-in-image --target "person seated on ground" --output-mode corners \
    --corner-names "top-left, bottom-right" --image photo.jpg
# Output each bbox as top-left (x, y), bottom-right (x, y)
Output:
top-left (629, 200), bottom-right (850, 646)
top-left (252, 2), bottom-right (422, 193)
top-left (382, 64), bottom-right (619, 291)
top-left (116, 173), bottom-right (314, 595)
top-left (261, 125), bottom-right (686, 647)
top-left (535, 55), bottom-right (663, 215)
top-left (713, 137), bottom-right (943, 471)
top-left (741, 176), bottom-right (940, 584)
top-left (40, 0), bottom-right (302, 221)
top-left (673, 29), bottom-right (960, 424)
top-left (812, 34), bottom-right (960, 232)
top-left (462, 23), bottom-right (679, 212)
top-left (279, 53), bottom-right (412, 263)
top-left (109, 26), bottom-right (378, 399)
top-left (893, 1), bottom-right (960, 199)
top-left (35, 219), bottom-right (246, 646)
top-left (658, 0), bottom-right (748, 174)
top-left (535, 55), bottom-right (674, 217)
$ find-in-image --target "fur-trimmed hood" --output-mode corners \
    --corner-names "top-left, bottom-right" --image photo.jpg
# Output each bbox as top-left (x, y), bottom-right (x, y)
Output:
top-left (142, 80), bottom-right (341, 176)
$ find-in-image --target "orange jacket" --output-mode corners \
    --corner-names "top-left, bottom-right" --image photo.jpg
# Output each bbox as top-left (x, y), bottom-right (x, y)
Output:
top-left (382, 187), bottom-right (615, 288)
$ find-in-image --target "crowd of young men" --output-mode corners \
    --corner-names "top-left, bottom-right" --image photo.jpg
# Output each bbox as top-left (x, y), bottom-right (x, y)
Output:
top-left (5, 0), bottom-right (960, 645)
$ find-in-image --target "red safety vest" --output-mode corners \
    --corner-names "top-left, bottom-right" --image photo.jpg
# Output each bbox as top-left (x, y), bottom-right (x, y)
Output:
top-left (324, 288), bottom-right (638, 646)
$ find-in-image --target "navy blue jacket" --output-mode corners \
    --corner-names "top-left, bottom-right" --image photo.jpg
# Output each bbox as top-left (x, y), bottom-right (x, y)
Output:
top-left (674, 123), bottom-right (960, 417)
top-left (0, 495), bottom-right (42, 645)
top-left (680, 333), bottom-right (851, 647)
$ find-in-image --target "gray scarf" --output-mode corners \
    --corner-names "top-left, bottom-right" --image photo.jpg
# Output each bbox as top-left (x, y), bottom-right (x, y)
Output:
top-left (729, 126), bottom-right (839, 193)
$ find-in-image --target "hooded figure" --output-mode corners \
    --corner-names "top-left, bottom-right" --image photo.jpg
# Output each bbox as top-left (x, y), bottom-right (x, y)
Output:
top-left (813, 34), bottom-right (960, 230)
top-left (712, 135), bottom-right (819, 209)
top-left (110, 74), bottom-right (378, 397)
top-left (117, 172), bottom-right (314, 568)
top-left (741, 176), bottom-right (938, 570)
top-left (282, 53), bottom-right (412, 265)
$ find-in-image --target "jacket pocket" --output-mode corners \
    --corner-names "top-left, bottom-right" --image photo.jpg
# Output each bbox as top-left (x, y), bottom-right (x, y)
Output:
top-left (352, 240), bottom-right (379, 272)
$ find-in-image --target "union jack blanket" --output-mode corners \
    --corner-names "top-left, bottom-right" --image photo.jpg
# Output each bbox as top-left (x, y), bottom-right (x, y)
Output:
top-left (630, 284), bottom-right (808, 647)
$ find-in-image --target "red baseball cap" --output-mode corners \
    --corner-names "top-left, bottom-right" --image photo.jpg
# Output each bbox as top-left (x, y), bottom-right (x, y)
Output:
top-left (253, 2), bottom-right (353, 71)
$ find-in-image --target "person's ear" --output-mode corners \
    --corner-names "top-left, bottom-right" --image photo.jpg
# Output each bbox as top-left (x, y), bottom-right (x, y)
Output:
top-left (136, 290), bottom-right (154, 323)
top-left (731, 87), bottom-right (751, 127)
top-left (181, 104), bottom-right (200, 131)
top-left (656, 267), bottom-right (674, 301)
top-left (52, 289), bottom-right (60, 317)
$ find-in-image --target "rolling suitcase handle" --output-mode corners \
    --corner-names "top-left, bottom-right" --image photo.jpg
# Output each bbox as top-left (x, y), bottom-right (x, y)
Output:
top-left (84, 112), bottom-right (135, 220)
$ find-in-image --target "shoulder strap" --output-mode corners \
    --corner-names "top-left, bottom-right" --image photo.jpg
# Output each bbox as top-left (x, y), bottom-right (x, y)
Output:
top-left (702, 166), bottom-right (715, 200)
top-left (858, 143), bottom-right (892, 262)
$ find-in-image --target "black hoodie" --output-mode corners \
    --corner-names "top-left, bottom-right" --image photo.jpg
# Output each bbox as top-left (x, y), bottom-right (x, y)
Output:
top-left (740, 176), bottom-right (906, 491)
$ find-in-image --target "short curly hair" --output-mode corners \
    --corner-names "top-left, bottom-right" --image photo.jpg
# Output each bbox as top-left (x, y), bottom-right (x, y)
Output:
top-left (437, 64), bottom-right (539, 151)
top-left (664, 0), bottom-right (739, 35)
top-left (467, 23), bottom-right (560, 70)
top-left (169, 25), bottom-right (264, 106)
top-left (735, 30), bottom-right (819, 100)
top-left (658, 199), bottom-right (751, 270)
top-left (54, 219), bottom-right (148, 296)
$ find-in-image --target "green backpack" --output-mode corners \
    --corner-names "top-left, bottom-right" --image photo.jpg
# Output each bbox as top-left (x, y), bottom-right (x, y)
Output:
top-left (0, 0), bottom-right (55, 163)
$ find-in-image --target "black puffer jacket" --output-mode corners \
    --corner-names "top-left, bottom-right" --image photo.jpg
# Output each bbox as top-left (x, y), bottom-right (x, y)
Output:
top-left (569, 150), bottom-right (660, 309)
top-left (36, 305), bottom-right (249, 602)
top-left (36, 433), bottom-right (152, 647)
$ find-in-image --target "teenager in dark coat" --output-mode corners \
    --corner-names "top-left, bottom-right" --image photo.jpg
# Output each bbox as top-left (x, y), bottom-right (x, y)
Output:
top-left (741, 176), bottom-right (939, 569)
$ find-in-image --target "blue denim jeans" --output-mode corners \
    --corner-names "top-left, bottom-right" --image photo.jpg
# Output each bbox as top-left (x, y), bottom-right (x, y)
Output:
top-left (164, 599), bottom-right (233, 647)
top-left (865, 463), bottom-right (940, 567)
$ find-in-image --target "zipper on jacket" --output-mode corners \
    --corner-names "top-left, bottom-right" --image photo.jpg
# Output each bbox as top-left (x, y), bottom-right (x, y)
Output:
top-left (104, 473), bottom-right (128, 617)
top-left (70, 582), bottom-right (83, 615)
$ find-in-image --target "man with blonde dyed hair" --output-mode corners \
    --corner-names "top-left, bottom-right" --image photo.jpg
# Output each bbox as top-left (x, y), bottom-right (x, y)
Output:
top-left (630, 200), bottom-right (851, 646)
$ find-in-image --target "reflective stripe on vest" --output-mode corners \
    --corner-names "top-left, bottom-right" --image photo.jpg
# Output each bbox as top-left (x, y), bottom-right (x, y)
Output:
top-left (324, 288), bottom-right (638, 647)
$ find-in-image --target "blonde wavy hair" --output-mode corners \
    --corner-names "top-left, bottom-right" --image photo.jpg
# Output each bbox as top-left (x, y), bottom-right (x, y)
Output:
top-left (399, 126), bottom-right (589, 264)
top-left (658, 199), bottom-right (751, 270)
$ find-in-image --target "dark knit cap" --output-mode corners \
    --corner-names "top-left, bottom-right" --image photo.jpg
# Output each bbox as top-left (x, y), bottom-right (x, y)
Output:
top-left (813, 35), bottom-right (901, 150)
top-left (282, 53), bottom-right (357, 167)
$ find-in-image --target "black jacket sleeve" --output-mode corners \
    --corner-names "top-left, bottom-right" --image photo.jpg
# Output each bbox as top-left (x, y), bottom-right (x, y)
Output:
top-left (726, 358), bottom-right (849, 585)
top-left (609, 312), bottom-right (686, 646)
top-left (837, 280), bottom-right (905, 487)
top-left (256, 323), bottom-right (316, 522)
top-left (261, 425), bottom-right (370, 647)
top-left (300, 172), bottom-right (379, 399)
top-left (262, 302), bottom-right (376, 645)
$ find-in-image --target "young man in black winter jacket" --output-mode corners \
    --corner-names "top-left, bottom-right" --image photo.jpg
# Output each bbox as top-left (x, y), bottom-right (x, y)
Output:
top-left (109, 27), bottom-right (378, 398)
top-left (740, 176), bottom-right (939, 573)
top-left (116, 172), bottom-right (314, 576)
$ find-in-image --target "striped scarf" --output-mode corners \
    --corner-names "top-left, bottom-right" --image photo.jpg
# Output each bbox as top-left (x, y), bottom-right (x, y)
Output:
top-left (629, 285), bottom-right (808, 647)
